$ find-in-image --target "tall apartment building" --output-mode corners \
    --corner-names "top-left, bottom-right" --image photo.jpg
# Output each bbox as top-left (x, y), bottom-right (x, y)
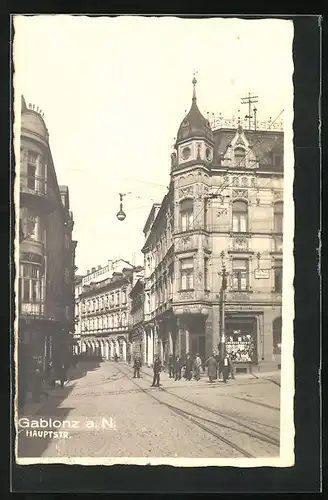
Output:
top-left (141, 78), bottom-right (284, 370)
top-left (18, 96), bottom-right (77, 387)
top-left (76, 260), bottom-right (142, 360)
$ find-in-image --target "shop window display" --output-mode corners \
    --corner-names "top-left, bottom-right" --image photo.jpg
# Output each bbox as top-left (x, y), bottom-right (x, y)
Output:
top-left (225, 330), bottom-right (255, 363)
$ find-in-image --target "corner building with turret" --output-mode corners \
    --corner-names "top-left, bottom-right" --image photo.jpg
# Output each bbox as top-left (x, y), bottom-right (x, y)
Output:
top-left (141, 79), bottom-right (284, 372)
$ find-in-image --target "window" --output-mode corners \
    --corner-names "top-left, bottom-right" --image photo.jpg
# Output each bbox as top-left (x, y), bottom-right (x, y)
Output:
top-left (274, 202), bottom-right (283, 233)
top-left (122, 312), bottom-right (126, 326)
top-left (116, 291), bottom-right (120, 305)
top-left (274, 261), bottom-right (283, 292)
top-left (204, 257), bottom-right (209, 290)
top-left (180, 257), bottom-right (194, 290)
top-left (273, 317), bottom-right (282, 354)
top-left (122, 290), bottom-right (127, 304)
top-left (27, 164), bottom-right (36, 190)
top-left (27, 215), bottom-right (37, 239)
top-left (232, 259), bottom-right (249, 291)
top-left (64, 234), bottom-right (70, 249)
top-left (64, 268), bottom-right (69, 283)
top-left (234, 147), bottom-right (246, 167)
top-left (20, 264), bottom-right (41, 302)
top-left (232, 200), bottom-right (248, 232)
top-left (180, 198), bottom-right (194, 231)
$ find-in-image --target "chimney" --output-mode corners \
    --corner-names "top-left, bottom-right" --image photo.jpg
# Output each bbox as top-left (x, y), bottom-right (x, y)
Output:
top-left (98, 265), bottom-right (101, 270)
top-left (87, 269), bottom-right (90, 275)
top-left (91, 267), bottom-right (96, 273)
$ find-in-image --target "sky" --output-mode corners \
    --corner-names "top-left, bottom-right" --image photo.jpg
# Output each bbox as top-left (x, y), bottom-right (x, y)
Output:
top-left (13, 15), bottom-right (293, 275)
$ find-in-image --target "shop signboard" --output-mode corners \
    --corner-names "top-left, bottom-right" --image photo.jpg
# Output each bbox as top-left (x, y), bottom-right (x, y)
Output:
top-left (254, 269), bottom-right (270, 279)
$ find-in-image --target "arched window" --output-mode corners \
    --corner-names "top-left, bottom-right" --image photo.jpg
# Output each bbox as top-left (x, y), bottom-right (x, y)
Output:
top-left (232, 200), bottom-right (248, 232)
top-left (274, 202), bottom-right (283, 233)
top-left (180, 198), bottom-right (194, 231)
top-left (234, 147), bottom-right (246, 167)
top-left (273, 317), bottom-right (282, 354)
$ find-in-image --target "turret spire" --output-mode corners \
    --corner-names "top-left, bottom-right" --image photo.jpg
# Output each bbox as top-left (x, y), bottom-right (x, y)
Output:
top-left (192, 71), bottom-right (198, 101)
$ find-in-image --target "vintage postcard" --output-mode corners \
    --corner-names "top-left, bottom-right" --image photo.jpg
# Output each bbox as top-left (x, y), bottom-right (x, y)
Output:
top-left (13, 15), bottom-right (294, 467)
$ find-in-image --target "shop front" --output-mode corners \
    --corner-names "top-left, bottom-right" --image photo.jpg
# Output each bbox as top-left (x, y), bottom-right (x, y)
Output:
top-left (224, 315), bottom-right (258, 372)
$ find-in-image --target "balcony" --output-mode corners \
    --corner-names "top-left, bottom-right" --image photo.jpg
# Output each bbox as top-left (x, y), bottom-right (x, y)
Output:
top-left (20, 173), bottom-right (54, 213)
top-left (20, 239), bottom-right (44, 261)
top-left (20, 301), bottom-right (45, 318)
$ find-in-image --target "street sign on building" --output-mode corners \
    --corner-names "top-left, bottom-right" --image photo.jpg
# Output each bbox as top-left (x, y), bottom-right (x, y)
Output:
top-left (254, 269), bottom-right (270, 279)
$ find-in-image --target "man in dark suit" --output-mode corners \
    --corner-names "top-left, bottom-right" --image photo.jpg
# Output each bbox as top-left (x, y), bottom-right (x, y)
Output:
top-left (174, 355), bottom-right (182, 380)
top-left (151, 356), bottom-right (162, 387)
top-left (133, 356), bottom-right (142, 378)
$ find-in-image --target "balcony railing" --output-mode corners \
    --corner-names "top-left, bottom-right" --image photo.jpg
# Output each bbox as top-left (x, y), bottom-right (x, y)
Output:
top-left (20, 301), bottom-right (45, 317)
top-left (20, 173), bottom-right (48, 197)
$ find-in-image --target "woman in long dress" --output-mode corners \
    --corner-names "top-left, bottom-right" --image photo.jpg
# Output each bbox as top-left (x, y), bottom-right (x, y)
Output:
top-left (206, 352), bottom-right (218, 383)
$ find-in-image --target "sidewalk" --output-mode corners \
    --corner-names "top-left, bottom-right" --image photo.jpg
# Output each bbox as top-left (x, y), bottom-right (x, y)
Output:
top-left (133, 363), bottom-right (280, 389)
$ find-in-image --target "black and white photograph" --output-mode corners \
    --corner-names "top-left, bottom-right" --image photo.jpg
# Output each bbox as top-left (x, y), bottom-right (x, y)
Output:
top-left (13, 15), bottom-right (294, 467)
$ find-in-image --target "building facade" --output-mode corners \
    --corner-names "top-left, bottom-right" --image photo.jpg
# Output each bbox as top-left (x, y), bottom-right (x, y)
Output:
top-left (18, 96), bottom-right (76, 389)
top-left (128, 268), bottom-right (145, 359)
top-left (76, 260), bottom-right (142, 360)
top-left (141, 79), bottom-right (283, 369)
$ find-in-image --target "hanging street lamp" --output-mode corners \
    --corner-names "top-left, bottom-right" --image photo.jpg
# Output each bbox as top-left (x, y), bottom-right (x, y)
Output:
top-left (116, 193), bottom-right (127, 221)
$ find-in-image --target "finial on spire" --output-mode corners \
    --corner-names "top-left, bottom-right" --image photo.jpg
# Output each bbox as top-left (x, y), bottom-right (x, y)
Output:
top-left (192, 70), bottom-right (198, 101)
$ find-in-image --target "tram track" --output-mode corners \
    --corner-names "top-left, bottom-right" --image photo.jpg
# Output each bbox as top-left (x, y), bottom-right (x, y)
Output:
top-left (115, 364), bottom-right (279, 457)
top-left (133, 366), bottom-right (280, 448)
top-left (68, 363), bottom-right (279, 447)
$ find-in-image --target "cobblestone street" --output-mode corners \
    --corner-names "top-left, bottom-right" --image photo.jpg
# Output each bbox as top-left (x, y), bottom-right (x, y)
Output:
top-left (17, 360), bottom-right (281, 460)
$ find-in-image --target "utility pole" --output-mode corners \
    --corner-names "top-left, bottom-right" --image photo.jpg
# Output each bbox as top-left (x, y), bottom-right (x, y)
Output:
top-left (219, 259), bottom-right (227, 366)
top-left (241, 93), bottom-right (258, 130)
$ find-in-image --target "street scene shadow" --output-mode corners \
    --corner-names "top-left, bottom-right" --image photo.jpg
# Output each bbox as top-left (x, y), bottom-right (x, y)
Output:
top-left (67, 357), bottom-right (102, 383)
top-left (16, 358), bottom-right (102, 458)
top-left (17, 386), bottom-right (75, 458)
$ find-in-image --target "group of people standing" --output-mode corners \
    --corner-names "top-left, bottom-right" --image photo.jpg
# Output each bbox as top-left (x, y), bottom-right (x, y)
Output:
top-left (168, 351), bottom-right (234, 383)
top-left (167, 353), bottom-right (203, 381)
top-left (130, 349), bottom-right (235, 389)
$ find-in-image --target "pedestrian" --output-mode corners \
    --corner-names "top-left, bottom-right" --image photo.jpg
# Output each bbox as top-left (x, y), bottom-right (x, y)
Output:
top-left (222, 354), bottom-right (230, 383)
top-left (194, 353), bottom-right (202, 381)
top-left (215, 349), bottom-right (222, 379)
top-left (127, 353), bottom-right (131, 364)
top-left (151, 355), bottom-right (162, 387)
top-left (228, 354), bottom-right (235, 380)
top-left (206, 352), bottom-right (218, 383)
top-left (174, 355), bottom-right (182, 381)
top-left (168, 354), bottom-right (174, 378)
top-left (114, 353), bottom-right (118, 362)
top-left (133, 356), bottom-right (142, 378)
top-left (184, 353), bottom-right (193, 381)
